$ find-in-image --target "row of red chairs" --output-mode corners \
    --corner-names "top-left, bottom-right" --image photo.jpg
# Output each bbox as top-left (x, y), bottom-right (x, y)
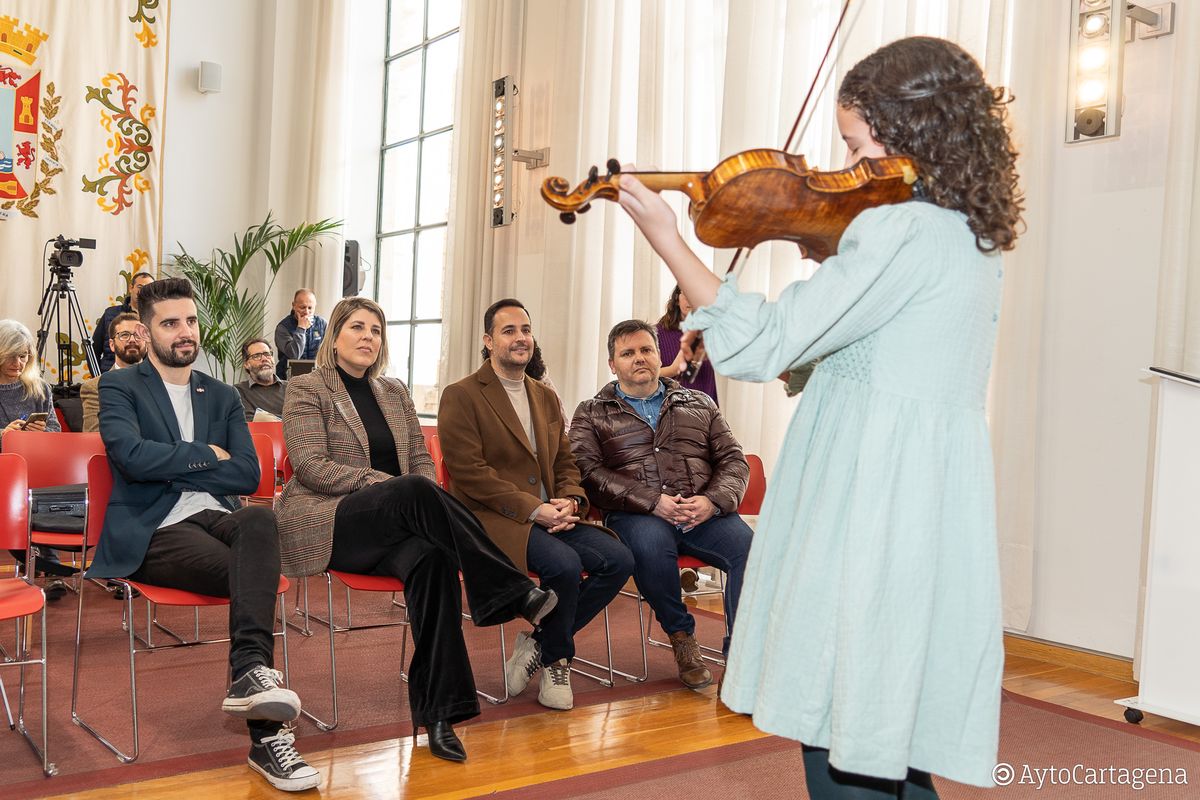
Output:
top-left (0, 431), bottom-right (287, 773)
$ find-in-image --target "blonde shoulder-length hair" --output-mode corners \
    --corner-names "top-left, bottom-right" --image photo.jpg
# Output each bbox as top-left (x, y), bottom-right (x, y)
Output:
top-left (315, 296), bottom-right (390, 380)
top-left (0, 319), bottom-right (43, 399)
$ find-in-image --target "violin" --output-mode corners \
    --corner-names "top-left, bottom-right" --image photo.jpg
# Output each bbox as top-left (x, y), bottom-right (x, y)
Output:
top-left (541, 150), bottom-right (917, 262)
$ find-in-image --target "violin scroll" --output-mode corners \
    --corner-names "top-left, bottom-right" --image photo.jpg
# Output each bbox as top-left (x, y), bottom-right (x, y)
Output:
top-left (541, 159), bottom-right (624, 214)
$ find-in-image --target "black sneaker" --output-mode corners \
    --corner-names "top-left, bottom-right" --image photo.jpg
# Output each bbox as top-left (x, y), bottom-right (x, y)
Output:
top-left (43, 579), bottom-right (68, 602)
top-left (222, 665), bottom-right (301, 721)
top-left (248, 727), bottom-right (320, 792)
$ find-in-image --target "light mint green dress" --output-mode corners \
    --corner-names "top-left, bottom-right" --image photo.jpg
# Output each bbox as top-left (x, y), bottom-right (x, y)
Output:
top-left (686, 202), bottom-right (1004, 787)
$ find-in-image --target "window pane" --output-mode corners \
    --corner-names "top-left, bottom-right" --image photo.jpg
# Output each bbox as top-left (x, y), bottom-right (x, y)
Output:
top-left (388, 0), bottom-right (425, 55)
top-left (410, 323), bottom-right (442, 413)
top-left (418, 130), bottom-right (452, 225)
top-left (422, 33), bottom-right (458, 133)
top-left (377, 234), bottom-right (414, 321)
top-left (387, 323), bottom-right (412, 382)
top-left (380, 143), bottom-right (418, 232)
top-left (385, 52), bottom-right (422, 144)
top-left (426, 0), bottom-right (460, 39)
top-left (414, 227), bottom-right (445, 319)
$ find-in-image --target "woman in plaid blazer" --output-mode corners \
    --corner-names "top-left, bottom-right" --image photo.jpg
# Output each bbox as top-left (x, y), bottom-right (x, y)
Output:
top-left (276, 297), bottom-right (557, 762)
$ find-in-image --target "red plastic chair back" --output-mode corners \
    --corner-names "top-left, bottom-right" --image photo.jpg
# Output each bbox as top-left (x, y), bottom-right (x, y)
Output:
top-left (738, 453), bottom-right (766, 515)
top-left (54, 406), bottom-right (70, 432)
top-left (86, 454), bottom-right (113, 549)
top-left (249, 433), bottom-right (276, 500)
top-left (428, 433), bottom-right (450, 490)
top-left (2, 430), bottom-right (105, 488)
top-left (281, 453), bottom-right (294, 483)
top-left (247, 421), bottom-right (286, 473)
top-left (0, 453), bottom-right (30, 550)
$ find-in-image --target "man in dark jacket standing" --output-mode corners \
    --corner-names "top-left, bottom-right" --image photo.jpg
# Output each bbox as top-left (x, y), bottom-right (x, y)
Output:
top-left (570, 319), bottom-right (752, 690)
top-left (92, 271), bottom-right (155, 373)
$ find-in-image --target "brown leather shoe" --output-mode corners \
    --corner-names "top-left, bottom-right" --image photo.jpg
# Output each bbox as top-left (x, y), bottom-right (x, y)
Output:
top-left (668, 630), bottom-right (713, 690)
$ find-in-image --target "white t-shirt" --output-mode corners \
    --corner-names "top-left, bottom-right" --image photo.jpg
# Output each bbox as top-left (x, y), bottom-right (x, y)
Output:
top-left (158, 380), bottom-right (229, 529)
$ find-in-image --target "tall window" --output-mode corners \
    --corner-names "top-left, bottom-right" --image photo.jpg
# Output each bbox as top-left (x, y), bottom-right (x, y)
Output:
top-left (375, 0), bottom-right (461, 414)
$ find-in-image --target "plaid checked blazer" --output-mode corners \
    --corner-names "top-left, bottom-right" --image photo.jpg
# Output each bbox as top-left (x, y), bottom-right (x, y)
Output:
top-left (275, 366), bottom-right (435, 576)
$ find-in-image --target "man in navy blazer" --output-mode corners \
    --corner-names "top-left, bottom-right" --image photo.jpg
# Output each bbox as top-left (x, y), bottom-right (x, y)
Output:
top-left (86, 278), bottom-right (319, 792)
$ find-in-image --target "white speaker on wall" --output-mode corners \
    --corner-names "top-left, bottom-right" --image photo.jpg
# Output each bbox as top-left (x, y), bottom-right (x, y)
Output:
top-left (198, 61), bottom-right (222, 94)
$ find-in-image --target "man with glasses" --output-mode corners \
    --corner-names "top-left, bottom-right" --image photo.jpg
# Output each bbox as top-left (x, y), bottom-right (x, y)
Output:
top-left (80, 312), bottom-right (148, 432)
top-left (93, 271), bottom-right (155, 373)
top-left (236, 339), bottom-right (287, 422)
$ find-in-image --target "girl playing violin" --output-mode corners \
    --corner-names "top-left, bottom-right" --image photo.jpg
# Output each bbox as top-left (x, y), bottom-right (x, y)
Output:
top-left (617, 37), bottom-right (1021, 798)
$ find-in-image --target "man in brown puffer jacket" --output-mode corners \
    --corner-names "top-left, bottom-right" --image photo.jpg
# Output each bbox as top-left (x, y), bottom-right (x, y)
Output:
top-left (570, 319), bottom-right (752, 690)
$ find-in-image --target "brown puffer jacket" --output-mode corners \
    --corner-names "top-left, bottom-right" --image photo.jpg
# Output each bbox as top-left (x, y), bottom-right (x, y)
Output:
top-left (569, 379), bottom-right (749, 514)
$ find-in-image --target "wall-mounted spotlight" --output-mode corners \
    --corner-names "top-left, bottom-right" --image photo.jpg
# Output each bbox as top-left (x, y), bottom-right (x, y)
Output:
top-left (491, 75), bottom-right (549, 228)
top-left (1066, 1), bottom-right (1175, 143)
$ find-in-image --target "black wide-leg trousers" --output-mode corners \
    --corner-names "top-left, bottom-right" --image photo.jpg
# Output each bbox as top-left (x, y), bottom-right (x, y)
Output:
top-left (328, 474), bottom-right (533, 727)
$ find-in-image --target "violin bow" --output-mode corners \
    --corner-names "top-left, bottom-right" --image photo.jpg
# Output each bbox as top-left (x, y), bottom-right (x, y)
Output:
top-left (724, 0), bottom-right (854, 277)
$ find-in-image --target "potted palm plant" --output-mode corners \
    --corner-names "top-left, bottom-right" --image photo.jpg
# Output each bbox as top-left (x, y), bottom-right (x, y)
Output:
top-left (168, 212), bottom-right (341, 381)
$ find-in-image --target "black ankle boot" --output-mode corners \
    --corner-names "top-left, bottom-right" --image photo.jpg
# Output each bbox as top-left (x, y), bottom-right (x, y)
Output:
top-left (414, 720), bottom-right (466, 762)
top-left (518, 586), bottom-right (558, 626)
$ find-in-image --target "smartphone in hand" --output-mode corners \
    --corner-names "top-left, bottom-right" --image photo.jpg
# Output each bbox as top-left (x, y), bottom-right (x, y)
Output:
top-left (21, 412), bottom-right (48, 428)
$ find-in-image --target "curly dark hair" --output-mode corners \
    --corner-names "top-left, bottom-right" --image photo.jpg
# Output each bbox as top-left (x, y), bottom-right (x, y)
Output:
top-left (656, 285), bottom-right (684, 331)
top-left (838, 36), bottom-right (1023, 253)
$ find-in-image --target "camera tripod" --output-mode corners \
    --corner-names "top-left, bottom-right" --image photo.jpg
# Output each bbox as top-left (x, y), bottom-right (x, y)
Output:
top-left (35, 261), bottom-right (98, 386)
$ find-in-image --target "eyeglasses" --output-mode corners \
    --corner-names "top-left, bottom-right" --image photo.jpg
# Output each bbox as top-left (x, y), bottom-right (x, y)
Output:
top-left (113, 332), bottom-right (142, 342)
top-left (246, 352), bottom-right (273, 361)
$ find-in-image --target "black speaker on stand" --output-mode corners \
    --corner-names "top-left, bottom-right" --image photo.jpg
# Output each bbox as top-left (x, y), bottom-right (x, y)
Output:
top-left (342, 239), bottom-right (361, 297)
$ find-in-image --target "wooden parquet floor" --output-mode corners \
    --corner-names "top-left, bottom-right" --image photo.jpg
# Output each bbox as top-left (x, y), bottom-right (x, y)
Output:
top-left (41, 607), bottom-right (1200, 799)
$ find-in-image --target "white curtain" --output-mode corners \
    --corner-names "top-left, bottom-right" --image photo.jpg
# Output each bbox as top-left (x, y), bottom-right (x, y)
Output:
top-left (1153, 7), bottom-right (1200, 374)
top-left (257, 0), bottom-right (351, 332)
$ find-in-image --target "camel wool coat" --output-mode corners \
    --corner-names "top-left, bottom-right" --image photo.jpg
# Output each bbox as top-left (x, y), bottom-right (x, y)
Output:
top-left (438, 361), bottom-right (605, 573)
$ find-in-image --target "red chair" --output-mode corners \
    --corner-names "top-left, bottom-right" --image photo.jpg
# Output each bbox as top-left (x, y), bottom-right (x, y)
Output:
top-left (71, 455), bottom-right (293, 763)
top-left (0, 453), bottom-right (56, 776)
top-left (739, 454), bottom-right (766, 515)
top-left (296, 569), bottom-right (409, 732)
top-left (248, 421), bottom-right (286, 488)
top-left (247, 433), bottom-right (278, 503)
top-left (2, 431), bottom-right (106, 587)
top-left (428, 433), bottom-right (449, 490)
top-left (54, 406), bottom-right (70, 432)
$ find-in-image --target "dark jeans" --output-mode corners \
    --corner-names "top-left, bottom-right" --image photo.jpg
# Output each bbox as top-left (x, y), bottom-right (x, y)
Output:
top-left (606, 511), bottom-right (751, 656)
top-left (329, 475), bottom-right (534, 727)
top-left (802, 746), bottom-right (939, 799)
top-left (129, 505), bottom-right (281, 739)
top-left (525, 524), bottom-right (634, 664)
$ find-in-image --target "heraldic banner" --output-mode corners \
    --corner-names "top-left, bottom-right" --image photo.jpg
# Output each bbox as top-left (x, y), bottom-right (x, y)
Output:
top-left (0, 0), bottom-right (167, 384)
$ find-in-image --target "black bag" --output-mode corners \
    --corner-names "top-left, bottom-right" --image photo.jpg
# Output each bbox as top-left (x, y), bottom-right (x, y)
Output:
top-left (31, 483), bottom-right (86, 534)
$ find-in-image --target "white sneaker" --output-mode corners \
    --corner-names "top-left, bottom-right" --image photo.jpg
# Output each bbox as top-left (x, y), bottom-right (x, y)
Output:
top-left (504, 631), bottom-right (542, 696)
top-left (538, 658), bottom-right (573, 710)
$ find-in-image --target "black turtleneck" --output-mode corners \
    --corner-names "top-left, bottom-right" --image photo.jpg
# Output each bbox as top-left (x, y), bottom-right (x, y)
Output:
top-left (336, 366), bottom-right (401, 476)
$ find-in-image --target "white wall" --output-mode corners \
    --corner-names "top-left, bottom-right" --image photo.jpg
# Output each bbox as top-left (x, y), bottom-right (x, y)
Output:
top-left (162, 0), bottom-right (385, 324)
top-left (161, 0), bottom-right (272, 261)
top-left (1020, 13), bottom-right (1175, 657)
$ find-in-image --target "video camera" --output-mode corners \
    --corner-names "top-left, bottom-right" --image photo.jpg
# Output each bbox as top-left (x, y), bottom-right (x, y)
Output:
top-left (50, 235), bottom-right (96, 269)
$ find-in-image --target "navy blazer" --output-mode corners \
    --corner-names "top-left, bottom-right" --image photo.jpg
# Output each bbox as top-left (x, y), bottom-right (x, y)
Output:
top-left (86, 359), bottom-right (260, 579)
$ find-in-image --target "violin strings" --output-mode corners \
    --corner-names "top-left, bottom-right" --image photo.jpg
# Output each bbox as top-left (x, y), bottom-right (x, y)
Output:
top-left (726, 0), bottom-right (853, 280)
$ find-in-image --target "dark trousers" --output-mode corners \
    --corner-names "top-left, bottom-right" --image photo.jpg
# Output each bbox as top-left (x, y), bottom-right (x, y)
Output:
top-left (129, 505), bottom-right (281, 738)
top-left (525, 524), bottom-right (634, 664)
top-left (802, 746), bottom-right (939, 799)
top-left (329, 475), bottom-right (534, 727)
top-left (607, 511), bottom-right (751, 656)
